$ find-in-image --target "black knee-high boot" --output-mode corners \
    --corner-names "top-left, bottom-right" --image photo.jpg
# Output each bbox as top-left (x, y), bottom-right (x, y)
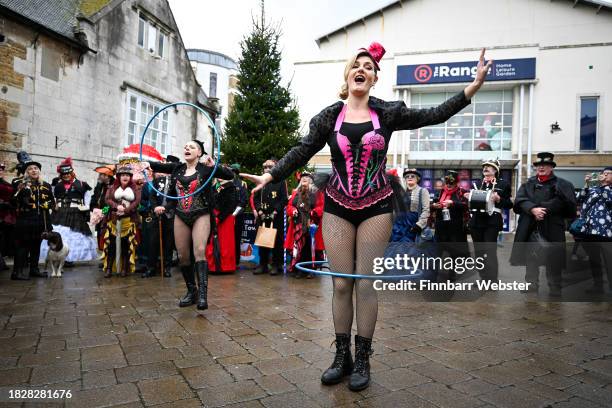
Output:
top-left (195, 260), bottom-right (208, 310)
top-left (178, 265), bottom-right (197, 307)
top-left (349, 335), bottom-right (373, 391)
top-left (321, 333), bottom-right (353, 385)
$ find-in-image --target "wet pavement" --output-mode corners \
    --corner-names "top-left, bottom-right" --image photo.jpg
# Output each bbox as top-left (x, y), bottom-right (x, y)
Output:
top-left (0, 262), bottom-right (611, 407)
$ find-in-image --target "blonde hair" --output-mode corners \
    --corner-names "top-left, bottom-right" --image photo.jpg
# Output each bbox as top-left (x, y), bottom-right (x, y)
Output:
top-left (338, 52), bottom-right (378, 100)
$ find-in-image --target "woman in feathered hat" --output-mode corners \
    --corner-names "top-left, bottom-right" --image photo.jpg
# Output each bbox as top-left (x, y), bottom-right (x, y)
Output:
top-left (102, 164), bottom-right (141, 278)
top-left (39, 157), bottom-right (97, 268)
top-left (284, 171), bottom-right (325, 279)
top-left (241, 43), bottom-right (493, 390)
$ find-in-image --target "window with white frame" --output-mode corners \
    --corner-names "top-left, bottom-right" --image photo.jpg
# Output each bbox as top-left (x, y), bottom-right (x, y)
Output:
top-left (579, 96), bottom-right (598, 151)
top-left (126, 92), bottom-right (170, 155)
top-left (209, 72), bottom-right (217, 98)
top-left (137, 14), bottom-right (167, 58)
top-left (409, 90), bottom-right (513, 153)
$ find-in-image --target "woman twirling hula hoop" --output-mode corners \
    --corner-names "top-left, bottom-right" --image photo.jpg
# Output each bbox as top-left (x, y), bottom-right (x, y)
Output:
top-left (241, 43), bottom-right (492, 391)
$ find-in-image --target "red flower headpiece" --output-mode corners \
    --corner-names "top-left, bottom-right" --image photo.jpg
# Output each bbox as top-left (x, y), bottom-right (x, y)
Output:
top-left (358, 42), bottom-right (386, 70)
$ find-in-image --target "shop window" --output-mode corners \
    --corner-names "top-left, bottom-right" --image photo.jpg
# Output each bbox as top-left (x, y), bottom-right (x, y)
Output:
top-left (126, 91), bottom-right (170, 154)
top-left (410, 90), bottom-right (513, 153)
top-left (579, 97), bottom-right (598, 151)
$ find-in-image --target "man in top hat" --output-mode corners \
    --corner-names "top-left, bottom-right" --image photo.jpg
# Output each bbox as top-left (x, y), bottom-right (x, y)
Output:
top-left (145, 154), bottom-right (180, 278)
top-left (230, 163), bottom-right (248, 269)
top-left (432, 170), bottom-right (469, 280)
top-left (11, 151), bottom-right (55, 280)
top-left (510, 152), bottom-right (576, 296)
top-left (467, 159), bottom-right (513, 284)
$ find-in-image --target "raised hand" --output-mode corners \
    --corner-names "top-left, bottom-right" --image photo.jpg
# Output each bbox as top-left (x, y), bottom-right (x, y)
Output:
top-left (240, 172), bottom-right (273, 194)
top-left (464, 48), bottom-right (493, 99)
top-left (474, 48), bottom-right (493, 86)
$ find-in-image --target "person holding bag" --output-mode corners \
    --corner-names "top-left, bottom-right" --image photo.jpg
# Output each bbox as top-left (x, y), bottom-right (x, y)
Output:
top-left (510, 152), bottom-right (576, 296)
top-left (250, 159), bottom-right (288, 276)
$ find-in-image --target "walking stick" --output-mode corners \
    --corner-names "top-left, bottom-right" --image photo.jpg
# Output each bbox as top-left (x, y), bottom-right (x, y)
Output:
top-left (158, 217), bottom-right (164, 278)
top-left (115, 219), bottom-right (121, 274)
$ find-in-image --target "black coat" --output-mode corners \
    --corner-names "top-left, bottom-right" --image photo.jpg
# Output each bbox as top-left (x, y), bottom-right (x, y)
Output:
top-left (251, 181), bottom-right (288, 228)
top-left (510, 174), bottom-right (576, 266)
top-left (434, 187), bottom-right (468, 242)
top-left (468, 178), bottom-right (513, 231)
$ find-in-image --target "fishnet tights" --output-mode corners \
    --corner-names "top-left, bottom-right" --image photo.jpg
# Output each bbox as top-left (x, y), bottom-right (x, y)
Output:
top-left (322, 212), bottom-right (393, 339)
top-left (174, 214), bottom-right (211, 265)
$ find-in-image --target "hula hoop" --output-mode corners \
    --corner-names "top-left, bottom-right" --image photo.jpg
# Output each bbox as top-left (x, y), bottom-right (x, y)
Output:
top-left (139, 102), bottom-right (222, 200)
top-left (295, 261), bottom-right (425, 280)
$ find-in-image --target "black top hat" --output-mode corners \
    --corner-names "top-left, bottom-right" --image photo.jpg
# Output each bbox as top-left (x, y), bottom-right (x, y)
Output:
top-left (444, 170), bottom-right (459, 184)
top-left (16, 151), bottom-right (42, 171)
top-left (533, 152), bottom-right (556, 168)
top-left (166, 155), bottom-right (180, 163)
top-left (403, 168), bottom-right (422, 179)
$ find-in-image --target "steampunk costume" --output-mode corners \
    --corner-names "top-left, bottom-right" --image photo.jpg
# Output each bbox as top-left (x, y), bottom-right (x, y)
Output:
top-left (250, 179), bottom-right (288, 275)
top-left (510, 152), bottom-right (577, 295)
top-left (0, 165), bottom-right (16, 269)
top-left (231, 164), bottom-right (248, 268)
top-left (144, 173), bottom-right (175, 278)
top-left (40, 157), bottom-right (97, 262)
top-left (468, 159), bottom-right (513, 282)
top-left (284, 174), bottom-right (325, 278)
top-left (11, 152), bottom-right (54, 280)
top-left (267, 40), bottom-right (471, 391)
top-left (206, 179), bottom-right (238, 273)
top-left (90, 165), bottom-right (115, 250)
top-left (149, 151), bottom-right (234, 309)
top-left (102, 166), bottom-right (141, 277)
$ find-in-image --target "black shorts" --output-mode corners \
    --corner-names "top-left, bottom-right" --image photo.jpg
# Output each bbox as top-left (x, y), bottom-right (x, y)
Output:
top-left (323, 195), bottom-right (393, 227)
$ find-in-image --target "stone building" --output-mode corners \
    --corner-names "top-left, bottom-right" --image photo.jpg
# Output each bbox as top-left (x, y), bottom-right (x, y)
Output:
top-left (0, 0), bottom-right (217, 185)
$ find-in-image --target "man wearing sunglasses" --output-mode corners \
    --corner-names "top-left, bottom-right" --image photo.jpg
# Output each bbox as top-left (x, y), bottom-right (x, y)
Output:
top-left (250, 159), bottom-right (288, 275)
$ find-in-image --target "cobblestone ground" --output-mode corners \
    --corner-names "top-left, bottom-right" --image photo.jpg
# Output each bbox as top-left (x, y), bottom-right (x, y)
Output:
top-left (0, 262), bottom-right (611, 408)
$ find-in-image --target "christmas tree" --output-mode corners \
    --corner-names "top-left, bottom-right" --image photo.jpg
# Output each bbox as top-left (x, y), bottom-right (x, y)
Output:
top-left (222, 2), bottom-right (300, 177)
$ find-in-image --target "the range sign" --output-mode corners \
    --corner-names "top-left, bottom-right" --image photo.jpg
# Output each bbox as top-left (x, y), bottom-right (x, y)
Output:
top-left (397, 58), bottom-right (536, 85)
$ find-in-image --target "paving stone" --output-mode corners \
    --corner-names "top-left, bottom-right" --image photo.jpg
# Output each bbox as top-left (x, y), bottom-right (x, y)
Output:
top-left (258, 390), bottom-right (321, 408)
top-left (373, 368), bottom-right (431, 391)
top-left (138, 375), bottom-right (194, 406)
top-left (480, 385), bottom-right (553, 408)
top-left (254, 374), bottom-right (297, 395)
top-left (451, 378), bottom-right (501, 396)
top-left (226, 363), bottom-right (262, 380)
top-left (18, 350), bottom-right (80, 367)
top-left (358, 389), bottom-right (437, 408)
top-left (253, 355), bottom-right (309, 375)
top-left (533, 372), bottom-right (580, 390)
top-left (81, 344), bottom-right (127, 371)
top-left (67, 383), bottom-right (140, 408)
top-left (197, 380), bottom-right (267, 407)
top-left (30, 361), bottom-right (81, 385)
top-left (116, 361), bottom-right (178, 383)
top-left (411, 361), bottom-right (472, 384)
top-left (181, 364), bottom-right (234, 388)
top-left (566, 383), bottom-right (612, 407)
top-left (406, 381), bottom-right (484, 408)
top-left (82, 369), bottom-right (117, 390)
top-left (373, 350), bottom-right (429, 368)
top-left (0, 367), bottom-right (31, 386)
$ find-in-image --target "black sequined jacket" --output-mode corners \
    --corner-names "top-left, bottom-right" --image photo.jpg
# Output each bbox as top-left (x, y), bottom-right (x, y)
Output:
top-left (270, 92), bottom-right (470, 210)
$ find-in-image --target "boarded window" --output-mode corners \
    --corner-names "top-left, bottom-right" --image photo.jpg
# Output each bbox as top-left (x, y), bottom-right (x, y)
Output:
top-left (41, 47), bottom-right (60, 81)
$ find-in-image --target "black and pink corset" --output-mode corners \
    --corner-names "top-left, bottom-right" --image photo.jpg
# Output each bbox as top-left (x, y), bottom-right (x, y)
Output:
top-left (326, 105), bottom-right (392, 210)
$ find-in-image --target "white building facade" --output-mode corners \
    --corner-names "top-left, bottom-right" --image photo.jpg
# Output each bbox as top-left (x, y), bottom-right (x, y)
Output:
top-left (188, 49), bottom-right (238, 135)
top-left (292, 0), bottom-right (612, 195)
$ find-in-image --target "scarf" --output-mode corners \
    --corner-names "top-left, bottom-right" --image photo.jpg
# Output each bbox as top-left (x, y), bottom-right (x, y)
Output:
top-left (440, 185), bottom-right (459, 204)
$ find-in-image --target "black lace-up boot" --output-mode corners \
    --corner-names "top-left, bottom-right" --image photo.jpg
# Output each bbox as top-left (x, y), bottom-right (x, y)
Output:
top-left (320, 333), bottom-right (353, 385)
top-left (348, 335), bottom-right (373, 391)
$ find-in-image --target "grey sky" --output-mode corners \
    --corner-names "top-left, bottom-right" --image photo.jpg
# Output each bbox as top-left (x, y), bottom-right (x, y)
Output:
top-left (167, 0), bottom-right (392, 81)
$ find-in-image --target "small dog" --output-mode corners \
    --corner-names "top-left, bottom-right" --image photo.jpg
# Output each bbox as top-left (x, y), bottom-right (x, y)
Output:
top-left (42, 232), bottom-right (70, 277)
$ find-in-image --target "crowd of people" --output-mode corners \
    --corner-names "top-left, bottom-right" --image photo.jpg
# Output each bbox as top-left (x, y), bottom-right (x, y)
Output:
top-left (0, 41), bottom-right (610, 394)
